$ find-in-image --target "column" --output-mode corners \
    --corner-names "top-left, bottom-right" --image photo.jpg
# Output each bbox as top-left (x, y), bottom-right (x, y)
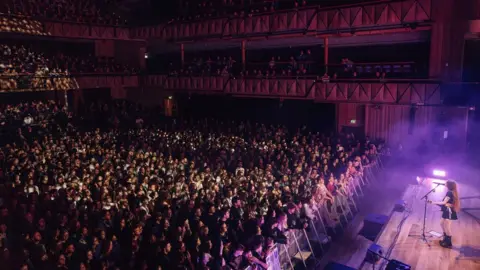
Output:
top-left (180, 43), bottom-right (185, 67)
top-left (429, 0), bottom-right (469, 81)
top-left (164, 96), bottom-right (174, 117)
top-left (241, 40), bottom-right (246, 71)
top-left (324, 37), bottom-right (329, 75)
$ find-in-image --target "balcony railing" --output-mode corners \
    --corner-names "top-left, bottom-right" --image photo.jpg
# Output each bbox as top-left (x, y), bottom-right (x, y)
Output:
top-left (1, 73), bottom-right (470, 106)
top-left (132, 0), bottom-right (433, 41)
top-left (139, 75), bottom-right (443, 105)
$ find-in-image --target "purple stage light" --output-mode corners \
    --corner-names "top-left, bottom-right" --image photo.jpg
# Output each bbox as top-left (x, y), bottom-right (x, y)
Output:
top-left (432, 170), bottom-right (446, 177)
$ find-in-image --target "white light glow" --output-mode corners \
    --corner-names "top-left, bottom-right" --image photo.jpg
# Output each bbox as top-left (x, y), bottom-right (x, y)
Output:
top-left (433, 170), bottom-right (446, 177)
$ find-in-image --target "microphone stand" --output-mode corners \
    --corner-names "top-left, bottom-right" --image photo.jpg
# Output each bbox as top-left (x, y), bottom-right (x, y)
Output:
top-left (408, 183), bottom-right (442, 247)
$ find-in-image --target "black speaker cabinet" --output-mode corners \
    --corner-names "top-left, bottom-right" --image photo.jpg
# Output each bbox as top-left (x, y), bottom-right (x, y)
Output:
top-left (359, 214), bottom-right (388, 241)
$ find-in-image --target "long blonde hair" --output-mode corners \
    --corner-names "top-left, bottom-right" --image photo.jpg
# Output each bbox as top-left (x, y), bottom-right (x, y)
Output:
top-left (446, 180), bottom-right (460, 212)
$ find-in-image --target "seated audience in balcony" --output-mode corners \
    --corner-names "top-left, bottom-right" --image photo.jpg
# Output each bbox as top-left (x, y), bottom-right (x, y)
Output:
top-left (2, 0), bottom-right (127, 25)
top-left (175, 0), bottom-right (396, 22)
top-left (240, 47), bottom-right (317, 77)
top-left (166, 54), bottom-right (238, 77)
top-left (0, 16), bottom-right (48, 35)
top-left (0, 99), bottom-right (381, 270)
top-left (155, 44), bottom-right (419, 80)
top-left (173, 0), bottom-right (275, 22)
top-left (156, 43), bottom-right (421, 78)
top-left (167, 0), bottom-right (391, 23)
top-left (172, 0), bottom-right (346, 22)
top-left (0, 43), bottom-right (138, 91)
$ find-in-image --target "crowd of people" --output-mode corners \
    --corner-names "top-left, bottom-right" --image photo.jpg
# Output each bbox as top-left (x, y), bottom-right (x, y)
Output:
top-left (0, 44), bottom-right (75, 91)
top-left (49, 53), bottom-right (138, 75)
top-left (169, 0), bottom-right (388, 23)
top-left (0, 0), bottom-right (386, 26)
top-left (0, 99), bottom-right (381, 270)
top-left (173, 0), bottom-right (287, 22)
top-left (165, 48), bottom-right (317, 78)
top-left (168, 55), bottom-right (239, 77)
top-left (161, 47), bottom-right (413, 80)
top-left (1, 0), bottom-right (127, 25)
top-left (0, 16), bottom-right (48, 36)
top-left (242, 48), bottom-right (315, 78)
top-left (0, 43), bottom-right (137, 92)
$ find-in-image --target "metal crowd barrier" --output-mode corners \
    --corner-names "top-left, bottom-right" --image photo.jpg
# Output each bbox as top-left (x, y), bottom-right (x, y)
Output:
top-left (270, 155), bottom-right (384, 269)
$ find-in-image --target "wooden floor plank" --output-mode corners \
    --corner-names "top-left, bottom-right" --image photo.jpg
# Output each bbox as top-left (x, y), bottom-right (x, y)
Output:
top-left (361, 179), bottom-right (480, 270)
top-left (319, 167), bottom-right (480, 270)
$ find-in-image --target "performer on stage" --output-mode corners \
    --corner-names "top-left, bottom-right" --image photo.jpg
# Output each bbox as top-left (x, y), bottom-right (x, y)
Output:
top-left (428, 180), bottom-right (460, 248)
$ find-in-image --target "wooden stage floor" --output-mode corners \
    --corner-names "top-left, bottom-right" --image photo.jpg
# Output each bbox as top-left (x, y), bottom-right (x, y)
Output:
top-left (318, 167), bottom-right (480, 270)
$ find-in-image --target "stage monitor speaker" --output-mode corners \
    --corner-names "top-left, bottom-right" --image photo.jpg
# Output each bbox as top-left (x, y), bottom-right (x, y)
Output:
top-left (386, 259), bottom-right (411, 270)
top-left (323, 262), bottom-right (356, 270)
top-left (365, 243), bottom-right (384, 264)
top-left (359, 214), bottom-right (388, 241)
top-left (394, 200), bottom-right (406, 212)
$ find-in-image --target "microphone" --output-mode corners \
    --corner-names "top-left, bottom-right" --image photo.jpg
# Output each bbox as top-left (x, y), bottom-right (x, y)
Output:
top-left (434, 183), bottom-right (446, 186)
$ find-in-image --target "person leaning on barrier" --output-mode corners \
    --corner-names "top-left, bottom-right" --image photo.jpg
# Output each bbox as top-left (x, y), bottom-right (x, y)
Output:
top-left (262, 217), bottom-right (287, 245)
top-left (247, 236), bottom-right (268, 270)
top-left (226, 244), bottom-right (247, 269)
top-left (285, 202), bottom-right (308, 231)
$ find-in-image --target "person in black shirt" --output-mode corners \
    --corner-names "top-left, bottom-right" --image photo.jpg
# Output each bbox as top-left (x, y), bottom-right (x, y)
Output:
top-left (247, 236), bottom-right (268, 270)
top-left (262, 217), bottom-right (287, 245)
top-left (286, 203), bottom-right (308, 230)
top-left (428, 180), bottom-right (460, 248)
top-left (226, 244), bottom-right (246, 269)
top-left (230, 197), bottom-right (243, 222)
top-left (157, 241), bottom-right (173, 270)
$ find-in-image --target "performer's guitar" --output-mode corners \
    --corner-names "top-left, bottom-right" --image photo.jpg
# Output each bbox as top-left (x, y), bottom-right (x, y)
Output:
top-left (427, 200), bottom-right (451, 212)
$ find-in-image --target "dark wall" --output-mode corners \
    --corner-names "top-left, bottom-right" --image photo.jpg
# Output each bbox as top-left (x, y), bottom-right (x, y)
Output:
top-left (0, 38), bottom-right (95, 56)
top-left (147, 53), bottom-right (180, 73)
top-left (461, 40), bottom-right (480, 108)
top-left (65, 88), bottom-right (111, 115)
top-left (462, 41), bottom-right (480, 161)
top-left (0, 90), bottom-right (65, 105)
top-left (0, 88), bottom-right (111, 110)
top-left (175, 94), bottom-right (336, 132)
top-left (462, 40), bottom-right (480, 83)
